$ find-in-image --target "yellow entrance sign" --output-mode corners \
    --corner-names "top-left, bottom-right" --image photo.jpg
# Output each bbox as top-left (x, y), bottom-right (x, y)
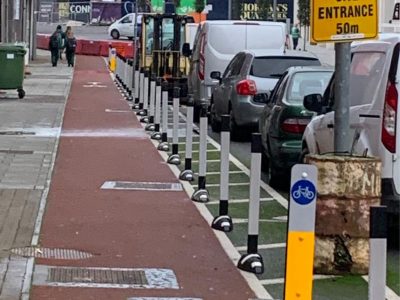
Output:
top-left (311, 0), bottom-right (378, 43)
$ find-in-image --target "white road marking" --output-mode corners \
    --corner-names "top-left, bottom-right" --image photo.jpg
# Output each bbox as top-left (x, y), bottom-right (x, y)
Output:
top-left (259, 275), bottom-right (339, 285)
top-left (206, 170), bottom-right (244, 175)
top-left (207, 198), bottom-right (274, 204)
top-left (236, 243), bottom-right (286, 252)
top-left (361, 276), bottom-right (400, 300)
top-left (233, 218), bottom-right (287, 224)
top-left (191, 182), bottom-right (250, 187)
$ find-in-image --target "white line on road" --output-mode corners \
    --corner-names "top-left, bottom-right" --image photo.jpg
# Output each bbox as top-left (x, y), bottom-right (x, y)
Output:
top-left (207, 198), bottom-right (274, 204)
top-left (259, 275), bottom-right (339, 286)
top-left (236, 243), bottom-right (286, 252)
top-left (361, 275), bottom-right (400, 300)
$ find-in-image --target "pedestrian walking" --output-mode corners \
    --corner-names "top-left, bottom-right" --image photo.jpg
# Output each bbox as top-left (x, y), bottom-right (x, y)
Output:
top-left (49, 25), bottom-right (63, 67)
top-left (65, 31), bottom-right (77, 67)
top-left (291, 23), bottom-right (300, 50)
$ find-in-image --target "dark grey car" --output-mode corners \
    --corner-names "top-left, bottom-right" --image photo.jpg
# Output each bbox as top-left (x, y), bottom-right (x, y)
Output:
top-left (209, 49), bottom-right (321, 139)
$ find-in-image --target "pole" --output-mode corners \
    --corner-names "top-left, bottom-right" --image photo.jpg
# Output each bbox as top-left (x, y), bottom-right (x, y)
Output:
top-left (151, 78), bottom-right (162, 137)
top-left (167, 87), bottom-right (181, 165)
top-left (368, 206), bottom-right (387, 300)
top-left (334, 42), bottom-right (351, 154)
top-left (132, 0), bottom-right (138, 89)
top-left (179, 95), bottom-right (195, 181)
top-left (211, 115), bottom-right (233, 232)
top-left (157, 83), bottom-right (170, 151)
top-left (228, 0), bottom-right (232, 20)
top-left (273, 0), bottom-right (278, 22)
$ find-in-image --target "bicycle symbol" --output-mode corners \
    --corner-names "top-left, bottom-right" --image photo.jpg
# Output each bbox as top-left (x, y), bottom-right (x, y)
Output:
top-left (291, 179), bottom-right (316, 205)
top-left (293, 186), bottom-right (315, 200)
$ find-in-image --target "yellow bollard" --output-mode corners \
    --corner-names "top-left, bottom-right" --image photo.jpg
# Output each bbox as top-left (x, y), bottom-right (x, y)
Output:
top-left (109, 48), bottom-right (117, 72)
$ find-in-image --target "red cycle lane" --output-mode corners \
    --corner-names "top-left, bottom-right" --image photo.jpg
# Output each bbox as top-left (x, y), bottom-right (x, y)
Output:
top-left (30, 56), bottom-right (256, 300)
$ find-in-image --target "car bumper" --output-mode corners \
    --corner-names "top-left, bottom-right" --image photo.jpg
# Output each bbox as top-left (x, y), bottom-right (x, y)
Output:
top-left (270, 139), bottom-right (302, 169)
top-left (234, 100), bottom-right (265, 127)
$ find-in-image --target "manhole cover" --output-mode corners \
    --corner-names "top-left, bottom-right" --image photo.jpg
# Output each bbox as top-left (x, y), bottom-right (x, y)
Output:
top-left (0, 131), bottom-right (35, 136)
top-left (0, 150), bottom-right (34, 155)
top-left (48, 267), bottom-right (147, 284)
top-left (33, 265), bottom-right (179, 289)
top-left (11, 247), bottom-right (94, 260)
top-left (101, 181), bottom-right (183, 191)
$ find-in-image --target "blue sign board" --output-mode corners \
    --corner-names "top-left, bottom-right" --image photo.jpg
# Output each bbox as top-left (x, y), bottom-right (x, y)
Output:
top-left (290, 179), bottom-right (316, 205)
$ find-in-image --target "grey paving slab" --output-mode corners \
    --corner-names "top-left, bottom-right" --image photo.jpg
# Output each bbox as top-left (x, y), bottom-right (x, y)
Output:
top-left (0, 51), bottom-right (72, 299)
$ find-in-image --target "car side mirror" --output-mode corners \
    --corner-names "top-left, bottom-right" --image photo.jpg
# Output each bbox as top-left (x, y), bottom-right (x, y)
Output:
top-left (182, 43), bottom-right (192, 57)
top-left (210, 71), bottom-right (221, 81)
top-left (303, 93), bottom-right (324, 113)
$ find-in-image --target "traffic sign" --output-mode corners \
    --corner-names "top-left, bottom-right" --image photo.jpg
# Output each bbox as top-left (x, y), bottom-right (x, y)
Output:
top-left (291, 179), bottom-right (316, 206)
top-left (311, 0), bottom-right (378, 43)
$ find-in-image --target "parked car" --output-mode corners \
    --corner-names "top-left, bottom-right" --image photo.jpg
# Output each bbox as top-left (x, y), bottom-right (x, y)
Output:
top-left (183, 20), bottom-right (288, 120)
top-left (210, 50), bottom-right (322, 139)
top-left (108, 13), bottom-right (142, 40)
top-left (301, 34), bottom-right (400, 231)
top-left (259, 66), bottom-right (333, 179)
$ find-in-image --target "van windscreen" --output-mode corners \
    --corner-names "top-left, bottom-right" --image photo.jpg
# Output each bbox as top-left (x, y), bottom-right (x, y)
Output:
top-left (250, 57), bottom-right (321, 78)
top-left (208, 25), bottom-right (284, 55)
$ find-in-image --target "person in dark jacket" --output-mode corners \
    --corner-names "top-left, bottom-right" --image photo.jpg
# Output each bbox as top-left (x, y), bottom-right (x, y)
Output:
top-left (65, 31), bottom-right (77, 67)
top-left (49, 25), bottom-right (63, 67)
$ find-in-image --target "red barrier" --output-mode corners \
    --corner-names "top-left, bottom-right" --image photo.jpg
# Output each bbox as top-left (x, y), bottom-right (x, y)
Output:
top-left (79, 40), bottom-right (102, 56)
top-left (36, 34), bottom-right (50, 50)
top-left (100, 41), bottom-right (113, 57)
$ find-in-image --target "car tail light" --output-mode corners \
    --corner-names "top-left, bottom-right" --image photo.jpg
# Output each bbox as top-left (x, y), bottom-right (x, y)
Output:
top-left (198, 33), bottom-right (206, 80)
top-left (236, 79), bottom-right (257, 96)
top-left (281, 118), bottom-right (310, 134)
top-left (382, 81), bottom-right (398, 153)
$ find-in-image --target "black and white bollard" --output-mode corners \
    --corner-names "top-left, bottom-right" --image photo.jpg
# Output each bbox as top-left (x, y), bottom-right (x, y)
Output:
top-left (167, 87), bottom-right (181, 165)
top-left (132, 67), bottom-right (140, 109)
top-left (237, 133), bottom-right (264, 274)
top-left (157, 83), bottom-right (170, 151)
top-left (144, 76), bottom-right (156, 128)
top-left (179, 95), bottom-right (195, 181)
top-left (368, 206), bottom-right (387, 300)
top-left (137, 70), bottom-right (149, 116)
top-left (212, 115), bottom-right (233, 232)
top-left (151, 78), bottom-right (162, 140)
top-left (191, 104), bottom-right (210, 203)
top-left (134, 68), bottom-right (144, 111)
top-left (126, 60), bottom-right (133, 101)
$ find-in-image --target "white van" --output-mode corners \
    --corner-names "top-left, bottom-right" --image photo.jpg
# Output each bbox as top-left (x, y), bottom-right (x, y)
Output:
top-left (108, 13), bottom-right (142, 40)
top-left (183, 20), bottom-right (287, 117)
top-left (302, 34), bottom-right (400, 226)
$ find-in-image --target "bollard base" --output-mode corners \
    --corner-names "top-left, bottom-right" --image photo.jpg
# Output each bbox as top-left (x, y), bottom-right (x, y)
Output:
top-left (136, 110), bottom-right (147, 116)
top-left (145, 123), bottom-right (156, 131)
top-left (127, 95), bottom-right (133, 101)
top-left (167, 154), bottom-right (181, 165)
top-left (140, 116), bottom-right (150, 123)
top-left (158, 142), bottom-right (170, 152)
top-left (211, 215), bottom-right (233, 232)
top-left (237, 253), bottom-right (264, 274)
top-left (191, 189), bottom-right (210, 203)
top-left (132, 103), bottom-right (140, 110)
top-left (151, 132), bottom-right (162, 140)
top-left (179, 169), bottom-right (195, 182)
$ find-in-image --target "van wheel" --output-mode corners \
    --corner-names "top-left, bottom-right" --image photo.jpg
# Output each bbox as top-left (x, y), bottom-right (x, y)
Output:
top-left (210, 102), bottom-right (221, 132)
top-left (111, 30), bottom-right (120, 40)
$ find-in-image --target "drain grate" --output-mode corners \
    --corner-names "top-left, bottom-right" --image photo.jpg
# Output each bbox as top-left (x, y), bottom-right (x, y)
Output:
top-left (0, 131), bottom-right (35, 136)
top-left (11, 247), bottom-right (94, 260)
top-left (101, 181), bottom-right (183, 191)
top-left (33, 265), bottom-right (179, 289)
top-left (0, 150), bottom-right (34, 155)
top-left (48, 267), bottom-right (147, 284)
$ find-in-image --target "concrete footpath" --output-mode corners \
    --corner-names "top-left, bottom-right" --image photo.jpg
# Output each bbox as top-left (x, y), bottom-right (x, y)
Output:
top-left (16, 54), bottom-right (265, 300)
top-left (0, 51), bottom-right (72, 299)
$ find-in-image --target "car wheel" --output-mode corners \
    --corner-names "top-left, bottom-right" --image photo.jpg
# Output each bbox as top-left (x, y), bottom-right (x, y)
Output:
top-left (210, 102), bottom-right (221, 132)
top-left (299, 145), bottom-right (310, 163)
top-left (111, 30), bottom-right (120, 40)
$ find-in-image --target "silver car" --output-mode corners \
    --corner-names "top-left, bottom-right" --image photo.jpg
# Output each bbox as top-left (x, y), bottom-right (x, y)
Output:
top-left (209, 49), bottom-right (321, 139)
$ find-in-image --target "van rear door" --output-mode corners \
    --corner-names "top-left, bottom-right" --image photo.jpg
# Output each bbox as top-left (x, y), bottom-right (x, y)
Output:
top-left (392, 44), bottom-right (400, 195)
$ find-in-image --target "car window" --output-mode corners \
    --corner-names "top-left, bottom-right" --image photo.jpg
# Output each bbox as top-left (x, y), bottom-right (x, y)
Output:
top-left (223, 54), bottom-right (240, 78)
top-left (269, 72), bottom-right (288, 102)
top-left (287, 71), bottom-right (333, 105)
top-left (250, 56), bottom-right (320, 78)
top-left (231, 53), bottom-right (246, 76)
top-left (275, 76), bottom-right (288, 103)
top-left (349, 52), bottom-right (386, 106)
top-left (121, 15), bottom-right (133, 24)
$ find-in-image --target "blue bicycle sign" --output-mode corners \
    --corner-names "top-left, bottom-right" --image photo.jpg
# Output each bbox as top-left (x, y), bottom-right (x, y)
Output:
top-left (291, 180), bottom-right (316, 205)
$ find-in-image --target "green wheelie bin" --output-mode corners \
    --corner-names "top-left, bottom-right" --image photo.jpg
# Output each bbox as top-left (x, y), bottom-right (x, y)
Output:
top-left (0, 44), bottom-right (26, 99)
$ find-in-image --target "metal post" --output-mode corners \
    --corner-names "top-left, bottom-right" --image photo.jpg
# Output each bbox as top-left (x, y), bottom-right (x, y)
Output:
top-left (368, 206), bottom-right (387, 300)
top-left (167, 87), bottom-right (181, 165)
top-left (132, 1), bottom-right (138, 89)
top-left (157, 83), bottom-right (170, 151)
top-left (145, 77), bottom-right (156, 129)
top-left (126, 60), bottom-right (133, 101)
top-left (273, 0), bottom-right (278, 22)
top-left (334, 42), bottom-right (351, 154)
top-left (228, 0), bottom-right (232, 20)
top-left (137, 68), bottom-right (145, 110)
top-left (191, 104), bottom-right (209, 203)
top-left (212, 115), bottom-right (233, 232)
top-left (134, 68), bottom-right (140, 104)
top-left (137, 70), bottom-right (149, 116)
top-left (151, 79), bottom-right (162, 140)
top-left (179, 95), bottom-right (195, 181)
top-left (237, 133), bottom-right (264, 274)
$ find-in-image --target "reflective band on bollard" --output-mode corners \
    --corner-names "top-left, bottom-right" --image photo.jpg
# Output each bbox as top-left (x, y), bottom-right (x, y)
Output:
top-left (212, 115), bottom-right (232, 232)
top-left (284, 164), bottom-right (318, 298)
top-left (191, 104), bottom-right (209, 203)
top-left (368, 206), bottom-right (387, 300)
top-left (157, 85), bottom-right (170, 152)
top-left (167, 87), bottom-right (181, 165)
top-left (179, 95), bottom-right (194, 181)
top-left (151, 79), bottom-right (162, 140)
top-left (238, 133), bottom-right (264, 274)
